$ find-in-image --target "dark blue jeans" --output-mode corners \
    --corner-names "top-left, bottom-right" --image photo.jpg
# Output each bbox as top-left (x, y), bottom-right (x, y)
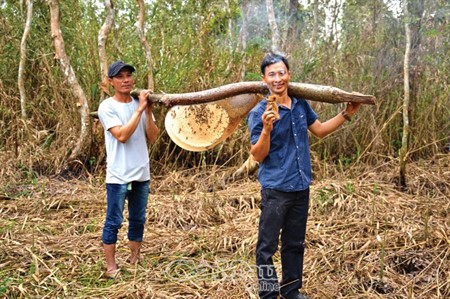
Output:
top-left (102, 181), bottom-right (149, 244)
top-left (256, 188), bottom-right (310, 299)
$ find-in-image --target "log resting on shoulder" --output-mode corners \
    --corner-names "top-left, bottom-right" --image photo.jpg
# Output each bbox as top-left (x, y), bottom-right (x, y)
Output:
top-left (132, 81), bottom-right (376, 107)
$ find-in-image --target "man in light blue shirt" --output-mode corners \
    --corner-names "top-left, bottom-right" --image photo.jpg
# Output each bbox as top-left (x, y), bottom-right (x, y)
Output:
top-left (98, 61), bottom-right (159, 279)
top-left (248, 52), bottom-right (361, 299)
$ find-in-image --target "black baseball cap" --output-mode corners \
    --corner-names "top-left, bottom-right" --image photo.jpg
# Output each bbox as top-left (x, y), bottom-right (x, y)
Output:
top-left (108, 61), bottom-right (136, 78)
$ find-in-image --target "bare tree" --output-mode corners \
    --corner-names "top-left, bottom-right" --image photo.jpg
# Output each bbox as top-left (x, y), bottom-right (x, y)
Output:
top-left (399, 0), bottom-right (424, 189)
top-left (311, 0), bottom-right (320, 50)
top-left (406, 0), bottom-right (424, 129)
top-left (265, 0), bottom-right (280, 52)
top-left (18, 0), bottom-right (33, 119)
top-left (225, 0), bottom-right (234, 48)
top-left (48, 0), bottom-right (91, 163)
top-left (98, 0), bottom-right (114, 100)
top-left (371, 0), bottom-right (381, 37)
top-left (238, 0), bottom-right (249, 81)
top-left (281, 0), bottom-right (300, 53)
top-left (136, 0), bottom-right (155, 90)
top-left (328, 0), bottom-right (342, 49)
top-left (399, 3), bottom-right (411, 189)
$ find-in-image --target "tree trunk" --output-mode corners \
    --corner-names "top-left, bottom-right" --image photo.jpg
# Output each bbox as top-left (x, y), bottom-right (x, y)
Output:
top-left (282, 0), bottom-right (300, 53)
top-left (329, 0), bottom-right (341, 49)
top-left (408, 0), bottom-right (424, 64)
top-left (98, 0), bottom-right (114, 100)
top-left (311, 0), bottom-right (319, 50)
top-left (225, 0), bottom-right (233, 49)
top-left (18, 0), bottom-right (33, 119)
top-left (406, 0), bottom-right (424, 147)
top-left (399, 4), bottom-right (411, 189)
top-left (134, 81), bottom-right (376, 107)
top-left (48, 0), bottom-right (91, 163)
top-left (265, 0), bottom-right (280, 52)
top-left (136, 0), bottom-right (155, 90)
top-left (238, 0), bottom-right (248, 81)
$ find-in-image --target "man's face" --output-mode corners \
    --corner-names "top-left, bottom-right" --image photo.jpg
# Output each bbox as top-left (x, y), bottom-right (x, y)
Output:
top-left (109, 69), bottom-right (134, 93)
top-left (262, 61), bottom-right (290, 95)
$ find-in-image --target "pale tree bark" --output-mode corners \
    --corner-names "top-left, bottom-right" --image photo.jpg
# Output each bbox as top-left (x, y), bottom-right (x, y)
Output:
top-left (281, 0), bottom-right (300, 53)
top-left (226, 0), bottom-right (233, 48)
top-left (224, 0), bottom-right (239, 77)
top-left (48, 0), bottom-right (91, 163)
top-left (371, 0), bottom-right (381, 37)
top-left (18, 0), bottom-right (33, 119)
top-left (238, 0), bottom-right (248, 81)
top-left (311, 0), bottom-right (319, 50)
top-left (408, 0), bottom-right (424, 66)
top-left (406, 0), bottom-right (424, 124)
top-left (224, 0), bottom-right (238, 75)
top-left (328, 0), bottom-right (341, 49)
top-left (265, 0), bottom-right (280, 52)
top-left (399, 4), bottom-right (411, 189)
top-left (136, 0), bottom-right (154, 90)
top-left (98, 0), bottom-right (114, 99)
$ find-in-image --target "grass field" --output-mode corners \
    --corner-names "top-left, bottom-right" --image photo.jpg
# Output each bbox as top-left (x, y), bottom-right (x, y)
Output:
top-left (1, 156), bottom-right (449, 298)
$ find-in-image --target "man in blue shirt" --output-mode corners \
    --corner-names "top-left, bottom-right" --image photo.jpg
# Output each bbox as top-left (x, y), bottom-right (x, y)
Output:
top-left (247, 52), bottom-right (361, 299)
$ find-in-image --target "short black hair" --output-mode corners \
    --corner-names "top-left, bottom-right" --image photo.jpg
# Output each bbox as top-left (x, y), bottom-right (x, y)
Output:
top-left (260, 52), bottom-right (289, 74)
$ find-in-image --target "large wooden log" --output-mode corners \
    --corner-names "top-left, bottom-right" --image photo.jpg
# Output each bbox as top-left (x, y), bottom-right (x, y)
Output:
top-left (132, 81), bottom-right (376, 107)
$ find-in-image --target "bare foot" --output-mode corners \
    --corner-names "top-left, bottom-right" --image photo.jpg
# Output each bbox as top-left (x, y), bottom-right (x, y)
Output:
top-left (104, 265), bottom-right (120, 279)
top-left (127, 255), bottom-right (142, 265)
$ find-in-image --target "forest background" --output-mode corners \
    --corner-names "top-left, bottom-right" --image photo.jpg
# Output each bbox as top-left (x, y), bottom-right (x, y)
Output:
top-left (0, 0), bottom-right (449, 298)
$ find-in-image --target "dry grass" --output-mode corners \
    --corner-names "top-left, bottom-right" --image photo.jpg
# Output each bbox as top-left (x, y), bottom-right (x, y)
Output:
top-left (0, 156), bottom-right (449, 299)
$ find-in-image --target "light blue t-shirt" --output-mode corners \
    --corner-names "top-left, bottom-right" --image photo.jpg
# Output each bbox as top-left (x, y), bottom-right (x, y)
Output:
top-left (98, 97), bottom-right (150, 184)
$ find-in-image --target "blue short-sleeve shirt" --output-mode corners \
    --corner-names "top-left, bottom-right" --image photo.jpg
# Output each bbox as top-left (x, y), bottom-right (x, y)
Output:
top-left (247, 97), bottom-right (318, 192)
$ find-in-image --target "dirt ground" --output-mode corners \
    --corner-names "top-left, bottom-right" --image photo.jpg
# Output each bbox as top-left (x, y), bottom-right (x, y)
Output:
top-left (0, 156), bottom-right (449, 298)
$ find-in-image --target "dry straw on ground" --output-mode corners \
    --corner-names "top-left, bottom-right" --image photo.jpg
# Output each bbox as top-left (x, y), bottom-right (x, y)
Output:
top-left (0, 156), bottom-right (449, 298)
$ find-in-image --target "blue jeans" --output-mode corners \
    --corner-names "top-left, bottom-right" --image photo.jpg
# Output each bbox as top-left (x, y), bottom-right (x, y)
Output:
top-left (102, 181), bottom-right (149, 244)
top-left (256, 188), bottom-right (310, 299)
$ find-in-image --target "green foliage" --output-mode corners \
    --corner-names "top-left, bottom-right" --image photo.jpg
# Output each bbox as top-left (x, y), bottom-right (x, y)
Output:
top-left (315, 186), bottom-right (336, 212)
top-left (346, 181), bottom-right (354, 194)
top-left (0, 276), bottom-right (9, 295)
top-left (372, 182), bottom-right (379, 195)
top-left (0, 220), bottom-right (16, 235)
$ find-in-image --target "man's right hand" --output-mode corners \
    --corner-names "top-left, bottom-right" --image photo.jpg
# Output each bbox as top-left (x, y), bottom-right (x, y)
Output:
top-left (262, 106), bottom-right (277, 133)
top-left (137, 89), bottom-right (152, 113)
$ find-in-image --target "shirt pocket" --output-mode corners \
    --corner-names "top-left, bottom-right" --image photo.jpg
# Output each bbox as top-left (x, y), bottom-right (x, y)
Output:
top-left (293, 111), bottom-right (308, 130)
